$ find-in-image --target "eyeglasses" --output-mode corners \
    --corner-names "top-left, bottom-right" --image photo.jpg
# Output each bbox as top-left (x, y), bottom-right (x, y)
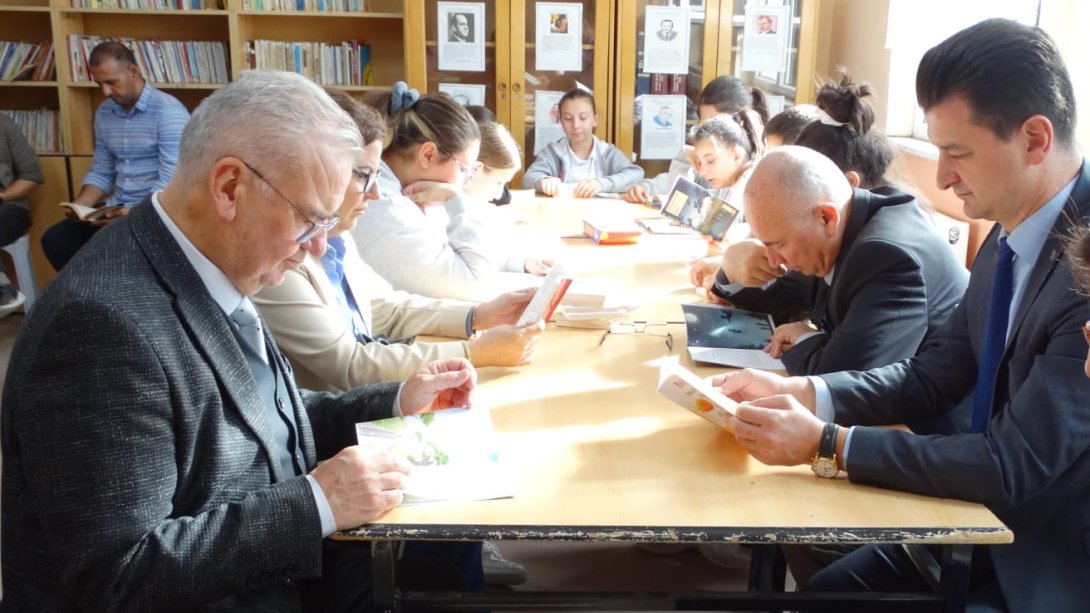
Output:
top-left (452, 157), bottom-right (477, 185)
top-left (240, 159), bottom-right (340, 244)
top-left (596, 320), bottom-right (674, 352)
top-left (352, 167), bottom-right (379, 194)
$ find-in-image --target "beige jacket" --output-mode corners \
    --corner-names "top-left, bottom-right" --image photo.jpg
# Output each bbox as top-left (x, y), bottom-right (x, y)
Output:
top-left (255, 232), bottom-right (472, 392)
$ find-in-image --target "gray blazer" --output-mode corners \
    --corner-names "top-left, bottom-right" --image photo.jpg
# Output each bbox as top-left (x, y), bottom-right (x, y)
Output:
top-left (822, 159), bottom-right (1090, 610)
top-left (1, 202), bottom-right (400, 611)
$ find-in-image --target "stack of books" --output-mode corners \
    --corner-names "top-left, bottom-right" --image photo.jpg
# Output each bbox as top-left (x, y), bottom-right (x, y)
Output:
top-left (242, 0), bottom-right (366, 11)
top-left (69, 0), bottom-right (217, 8)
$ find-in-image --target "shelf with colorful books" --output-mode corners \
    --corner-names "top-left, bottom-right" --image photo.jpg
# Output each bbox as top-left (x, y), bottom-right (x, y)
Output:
top-left (234, 10), bottom-right (404, 86)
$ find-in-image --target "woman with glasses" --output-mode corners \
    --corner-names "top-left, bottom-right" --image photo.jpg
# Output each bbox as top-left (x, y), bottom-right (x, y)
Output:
top-left (352, 90), bottom-right (540, 301)
top-left (254, 90), bottom-right (543, 392)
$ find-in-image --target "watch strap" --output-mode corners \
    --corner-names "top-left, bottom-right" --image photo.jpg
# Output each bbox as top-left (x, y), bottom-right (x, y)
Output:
top-left (819, 422), bottom-right (839, 459)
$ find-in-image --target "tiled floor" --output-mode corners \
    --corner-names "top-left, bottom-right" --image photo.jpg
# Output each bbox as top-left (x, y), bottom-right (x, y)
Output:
top-left (0, 313), bottom-right (751, 610)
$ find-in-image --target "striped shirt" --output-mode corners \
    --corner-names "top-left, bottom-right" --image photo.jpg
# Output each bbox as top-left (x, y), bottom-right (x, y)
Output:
top-left (83, 84), bottom-right (189, 206)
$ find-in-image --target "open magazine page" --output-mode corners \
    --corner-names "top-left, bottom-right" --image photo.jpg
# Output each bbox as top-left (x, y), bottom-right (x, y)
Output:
top-left (682, 303), bottom-right (785, 370)
top-left (355, 408), bottom-right (514, 504)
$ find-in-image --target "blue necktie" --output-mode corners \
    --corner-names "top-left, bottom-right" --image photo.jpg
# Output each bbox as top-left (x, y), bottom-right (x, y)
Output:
top-left (971, 237), bottom-right (1014, 433)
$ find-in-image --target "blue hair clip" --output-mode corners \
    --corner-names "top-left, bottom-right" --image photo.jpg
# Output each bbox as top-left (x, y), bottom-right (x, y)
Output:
top-left (390, 81), bottom-right (420, 114)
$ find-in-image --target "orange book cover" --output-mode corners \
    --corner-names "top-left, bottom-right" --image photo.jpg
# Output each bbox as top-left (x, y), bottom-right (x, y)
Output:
top-left (583, 219), bottom-right (642, 245)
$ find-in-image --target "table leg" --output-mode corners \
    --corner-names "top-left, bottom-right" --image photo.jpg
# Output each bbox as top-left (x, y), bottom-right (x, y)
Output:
top-left (371, 540), bottom-right (400, 613)
top-left (939, 545), bottom-right (972, 613)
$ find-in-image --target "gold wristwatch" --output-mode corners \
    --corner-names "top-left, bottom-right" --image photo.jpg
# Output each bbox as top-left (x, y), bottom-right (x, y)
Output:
top-left (811, 422), bottom-right (840, 478)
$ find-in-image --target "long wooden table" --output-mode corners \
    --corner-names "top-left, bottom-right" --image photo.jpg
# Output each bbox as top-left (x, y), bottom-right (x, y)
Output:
top-left (340, 197), bottom-right (1012, 612)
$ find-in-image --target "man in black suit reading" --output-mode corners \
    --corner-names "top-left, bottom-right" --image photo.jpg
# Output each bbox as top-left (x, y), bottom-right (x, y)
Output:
top-left (1, 70), bottom-right (481, 611)
top-left (715, 19), bottom-right (1090, 610)
top-left (713, 145), bottom-right (967, 376)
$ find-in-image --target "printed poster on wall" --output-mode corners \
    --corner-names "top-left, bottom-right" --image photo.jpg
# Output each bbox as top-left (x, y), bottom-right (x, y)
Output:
top-left (438, 83), bottom-right (487, 106)
top-left (640, 95), bottom-right (687, 160)
top-left (533, 90), bottom-right (566, 154)
top-left (535, 2), bottom-right (583, 72)
top-left (438, 2), bottom-right (486, 72)
top-left (642, 5), bottom-right (691, 75)
top-left (740, 4), bottom-right (789, 74)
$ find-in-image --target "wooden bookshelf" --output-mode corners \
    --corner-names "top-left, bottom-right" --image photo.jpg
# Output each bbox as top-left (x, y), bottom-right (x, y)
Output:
top-left (0, 0), bottom-right (420, 285)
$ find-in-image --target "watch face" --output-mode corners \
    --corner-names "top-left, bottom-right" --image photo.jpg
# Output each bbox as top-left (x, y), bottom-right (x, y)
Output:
top-left (811, 457), bottom-right (839, 479)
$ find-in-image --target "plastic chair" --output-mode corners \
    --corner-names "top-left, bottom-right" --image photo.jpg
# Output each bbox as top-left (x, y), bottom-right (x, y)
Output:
top-left (2, 234), bottom-right (37, 311)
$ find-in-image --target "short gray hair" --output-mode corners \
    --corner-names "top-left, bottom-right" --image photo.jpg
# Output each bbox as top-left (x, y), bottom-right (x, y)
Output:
top-left (174, 70), bottom-right (362, 188)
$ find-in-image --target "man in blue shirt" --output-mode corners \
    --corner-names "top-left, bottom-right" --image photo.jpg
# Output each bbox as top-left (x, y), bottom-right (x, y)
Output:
top-left (41, 41), bottom-right (189, 271)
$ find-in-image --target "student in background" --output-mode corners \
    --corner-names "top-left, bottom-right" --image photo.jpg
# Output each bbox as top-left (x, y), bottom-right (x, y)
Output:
top-left (762, 104), bottom-right (820, 148)
top-left (0, 113), bottom-right (44, 317)
top-left (353, 92), bottom-right (538, 301)
top-left (520, 89), bottom-right (643, 198)
top-left (625, 76), bottom-right (769, 204)
top-left (465, 105), bottom-right (513, 205)
top-left (41, 41), bottom-right (189, 271)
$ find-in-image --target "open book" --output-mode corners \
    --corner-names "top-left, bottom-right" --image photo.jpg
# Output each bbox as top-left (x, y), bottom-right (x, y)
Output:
top-left (682, 303), bottom-right (785, 370)
top-left (355, 408), bottom-right (514, 504)
top-left (660, 176), bottom-right (740, 240)
top-left (517, 265), bottom-right (572, 325)
top-left (657, 356), bottom-right (737, 430)
top-left (60, 202), bottom-right (124, 222)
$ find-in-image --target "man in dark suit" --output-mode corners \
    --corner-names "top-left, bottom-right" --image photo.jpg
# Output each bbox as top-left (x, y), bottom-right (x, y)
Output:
top-left (715, 19), bottom-right (1090, 610)
top-left (712, 147), bottom-right (967, 375)
top-left (1, 70), bottom-right (479, 611)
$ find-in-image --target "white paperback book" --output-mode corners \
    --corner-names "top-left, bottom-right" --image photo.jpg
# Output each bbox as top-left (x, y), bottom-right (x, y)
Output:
top-left (355, 408), bottom-right (514, 504)
top-left (657, 356), bottom-right (737, 430)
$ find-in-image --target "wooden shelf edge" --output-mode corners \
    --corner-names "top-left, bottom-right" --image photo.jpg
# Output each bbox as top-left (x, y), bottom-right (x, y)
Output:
top-left (0, 6), bottom-right (51, 12)
top-left (57, 7), bottom-right (228, 15)
top-left (0, 81), bottom-right (59, 87)
top-left (237, 10), bottom-right (402, 18)
top-left (66, 80), bottom-right (224, 89)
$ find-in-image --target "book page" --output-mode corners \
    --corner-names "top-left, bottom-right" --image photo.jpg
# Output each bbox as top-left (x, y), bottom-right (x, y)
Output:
top-left (688, 346), bottom-right (785, 370)
top-left (355, 408), bottom-right (513, 504)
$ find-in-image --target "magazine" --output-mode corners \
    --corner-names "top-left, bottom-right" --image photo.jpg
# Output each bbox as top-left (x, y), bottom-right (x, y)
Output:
top-left (355, 408), bottom-right (514, 504)
top-left (682, 303), bottom-right (785, 370)
top-left (659, 176), bottom-right (740, 240)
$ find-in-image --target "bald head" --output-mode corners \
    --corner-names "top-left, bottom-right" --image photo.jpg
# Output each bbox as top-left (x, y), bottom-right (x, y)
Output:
top-left (744, 146), bottom-right (853, 223)
top-left (743, 146), bottom-right (855, 278)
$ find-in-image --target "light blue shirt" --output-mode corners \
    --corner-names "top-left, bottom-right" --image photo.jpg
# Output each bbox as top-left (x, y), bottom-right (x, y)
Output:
top-left (83, 84), bottom-right (189, 206)
top-left (814, 176), bottom-right (1078, 462)
top-left (150, 193), bottom-right (337, 537)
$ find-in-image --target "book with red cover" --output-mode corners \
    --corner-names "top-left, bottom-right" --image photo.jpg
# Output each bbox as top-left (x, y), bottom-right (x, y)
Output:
top-left (517, 267), bottom-right (573, 325)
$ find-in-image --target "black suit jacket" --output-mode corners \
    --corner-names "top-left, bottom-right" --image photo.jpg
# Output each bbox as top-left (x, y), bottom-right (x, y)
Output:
top-left (715, 188), bottom-right (968, 375)
top-left (1, 202), bottom-right (400, 611)
top-left (823, 160), bottom-right (1090, 610)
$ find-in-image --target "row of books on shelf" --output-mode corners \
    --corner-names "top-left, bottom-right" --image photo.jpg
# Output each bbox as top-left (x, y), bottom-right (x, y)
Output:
top-left (246, 40), bottom-right (374, 87)
top-left (0, 109), bottom-right (62, 154)
top-left (1, 41), bottom-right (56, 83)
top-left (68, 36), bottom-right (229, 85)
top-left (69, 0), bottom-right (220, 8)
top-left (241, 0), bottom-right (368, 11)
